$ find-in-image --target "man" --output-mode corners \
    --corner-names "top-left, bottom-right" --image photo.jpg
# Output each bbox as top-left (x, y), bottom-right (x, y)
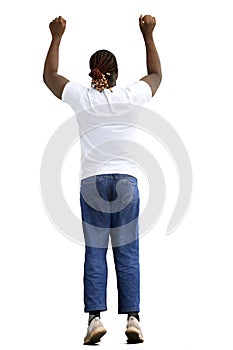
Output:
top-left (43, 14), bottom-right (162, 345)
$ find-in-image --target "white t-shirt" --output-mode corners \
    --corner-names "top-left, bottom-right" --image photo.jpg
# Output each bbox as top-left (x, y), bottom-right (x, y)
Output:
top-left (62, 81), bottom-right (152, 180)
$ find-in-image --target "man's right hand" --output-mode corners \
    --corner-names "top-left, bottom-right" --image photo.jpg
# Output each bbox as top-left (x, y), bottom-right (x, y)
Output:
top-left (139, 15), bottom-right (156, 37)
top-left (49, 16), bottom-right (66, 39)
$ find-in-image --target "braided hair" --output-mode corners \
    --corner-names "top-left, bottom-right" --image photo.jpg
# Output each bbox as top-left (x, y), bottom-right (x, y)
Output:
top-left (89, 50), bottom-right (118, 92)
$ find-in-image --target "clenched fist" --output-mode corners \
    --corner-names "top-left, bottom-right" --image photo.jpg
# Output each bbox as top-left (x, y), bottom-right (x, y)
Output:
top-left (49, 16), bottom-right (66, 38)
top-left (139, 15), bottom-right (156, 37)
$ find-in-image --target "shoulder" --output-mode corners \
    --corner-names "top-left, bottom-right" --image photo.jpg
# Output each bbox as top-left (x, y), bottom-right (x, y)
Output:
top-left (125, 80), bottom-right (152, 93)
top-left (62, 82), bottom-right (88, 101)
top-left (61, 82), bottom-right (89, 110)
top-left (117, 80), bottom-right (152, 105)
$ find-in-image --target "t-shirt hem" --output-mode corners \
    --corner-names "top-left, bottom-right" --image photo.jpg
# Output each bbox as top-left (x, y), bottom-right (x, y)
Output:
top-left (80, 169), bottom-right (139, 181)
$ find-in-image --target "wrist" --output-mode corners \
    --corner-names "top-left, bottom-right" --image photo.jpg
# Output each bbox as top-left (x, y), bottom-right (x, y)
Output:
top-left (143, 33), bottom-right (154, 42)
top-left (51, 35), bottom-right (62, 44)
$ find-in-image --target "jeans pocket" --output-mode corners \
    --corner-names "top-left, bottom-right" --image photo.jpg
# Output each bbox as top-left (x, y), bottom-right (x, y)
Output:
top-left (117, 179), bottom-right (139, 206)
top-left (80, 178), bottom-right (103, 207)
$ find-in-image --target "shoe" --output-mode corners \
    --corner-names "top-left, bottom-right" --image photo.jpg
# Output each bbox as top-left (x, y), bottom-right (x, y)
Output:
top-left (83, 317), bottom-right (107, 345)
top-left (125, 316), bottom-right (144, 343)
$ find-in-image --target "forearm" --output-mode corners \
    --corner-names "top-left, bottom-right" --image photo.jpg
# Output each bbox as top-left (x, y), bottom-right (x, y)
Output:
top-left (143, 34), bottom-right (162, 78)
top-left (43, 36), bottom-right (61, 78)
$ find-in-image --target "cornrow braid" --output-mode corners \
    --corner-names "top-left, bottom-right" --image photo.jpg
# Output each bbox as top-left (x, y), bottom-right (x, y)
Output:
top-left (89, 50), bottom-right (118, 92)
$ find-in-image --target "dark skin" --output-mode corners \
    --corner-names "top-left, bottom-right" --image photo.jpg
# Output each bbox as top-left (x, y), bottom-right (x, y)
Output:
top-left (139, 15), bottom-right (162, 96)
top-left (43, 15), bottom-right (162, 99)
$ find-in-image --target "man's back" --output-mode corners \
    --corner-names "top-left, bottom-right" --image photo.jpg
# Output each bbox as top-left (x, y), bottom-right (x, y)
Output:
top-left (62, 81), bottom-right (152, 179)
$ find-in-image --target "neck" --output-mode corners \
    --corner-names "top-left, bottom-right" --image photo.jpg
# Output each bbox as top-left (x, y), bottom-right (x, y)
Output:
top-left (110, 81), bottom-right (116, 88)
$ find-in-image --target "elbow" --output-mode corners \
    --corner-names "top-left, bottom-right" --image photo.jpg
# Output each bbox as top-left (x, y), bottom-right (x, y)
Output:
top-left (43, 71), bottom-right (53, 89)
top-left (151, 72), bottom-right (162, 96)
top-left (159, 72), bottom-right (162, 83)
top-left (43, 71), bottom-right (48, 85)
top-left (150, 72), bottom-right (162, 84)
top-left (155, 71), bottom-right (162, 84)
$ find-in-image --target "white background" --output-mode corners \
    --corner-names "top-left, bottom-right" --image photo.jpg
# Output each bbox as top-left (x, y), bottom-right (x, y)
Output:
top-left (1, 0), bottom-right (233, 349)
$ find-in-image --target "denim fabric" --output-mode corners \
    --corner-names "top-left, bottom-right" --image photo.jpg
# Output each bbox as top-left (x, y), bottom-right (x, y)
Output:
top-left (80, 173), bottom-right (140, 314)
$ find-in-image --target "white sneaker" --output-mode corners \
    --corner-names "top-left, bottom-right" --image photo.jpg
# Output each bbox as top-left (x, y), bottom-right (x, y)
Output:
top-left (125, 316), bottom-right (144, 343)
top-left (83, 317), bottom-right (107, 345)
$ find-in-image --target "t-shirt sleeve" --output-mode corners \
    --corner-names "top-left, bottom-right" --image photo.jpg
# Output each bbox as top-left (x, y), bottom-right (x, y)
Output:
top-left (125, 80), bottom-right (152, 105)
top-left (61, 81), bottom-right (88, 111)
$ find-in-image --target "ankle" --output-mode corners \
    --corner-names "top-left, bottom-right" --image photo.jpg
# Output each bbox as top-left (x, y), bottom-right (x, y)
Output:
top-left (127, 312), bottom-right (140, 322)
top-left (88, 311), bottom-right (101, 325)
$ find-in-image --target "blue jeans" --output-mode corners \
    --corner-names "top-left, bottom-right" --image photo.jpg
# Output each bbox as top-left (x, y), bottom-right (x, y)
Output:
top-left (80, 173), bottom-right (140, 314)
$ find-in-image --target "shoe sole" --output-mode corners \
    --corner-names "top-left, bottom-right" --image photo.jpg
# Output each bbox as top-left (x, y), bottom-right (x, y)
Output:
top-left (84, 327), bottom-right (107, 345)
top-left (125, 326), bottom-right (144, 344)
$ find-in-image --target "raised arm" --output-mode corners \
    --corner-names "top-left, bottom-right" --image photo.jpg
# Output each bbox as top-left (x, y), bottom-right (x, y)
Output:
top-left (139, 15), bottom-right (162, 96)
top-left (43, 16), bottom-right (69, 99)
